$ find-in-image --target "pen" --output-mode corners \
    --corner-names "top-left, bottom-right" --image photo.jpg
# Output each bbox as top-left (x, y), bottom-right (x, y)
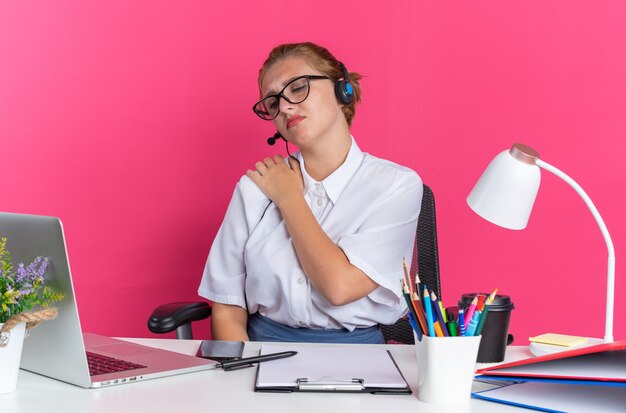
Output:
top-left (459, 309), bottom-right (466, 336)
top-left (216, 351), bottom-right (297, 371)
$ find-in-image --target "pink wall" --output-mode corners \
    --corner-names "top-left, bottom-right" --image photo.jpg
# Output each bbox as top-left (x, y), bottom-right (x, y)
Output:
top-left (1, 1), bottom-right (624, 344)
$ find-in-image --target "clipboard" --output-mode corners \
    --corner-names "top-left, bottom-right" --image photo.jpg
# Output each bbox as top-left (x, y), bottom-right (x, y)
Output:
top-left (254, 345), bottom-right (412, 394)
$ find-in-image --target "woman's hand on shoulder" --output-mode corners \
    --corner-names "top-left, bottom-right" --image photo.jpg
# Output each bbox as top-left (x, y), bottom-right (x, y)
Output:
top-left (246, 154), bottom-right (304, 208)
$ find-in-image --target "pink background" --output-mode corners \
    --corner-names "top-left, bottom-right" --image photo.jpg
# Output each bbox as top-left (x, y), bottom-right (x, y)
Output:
top-left (1, 1), bottom-right (624, 344)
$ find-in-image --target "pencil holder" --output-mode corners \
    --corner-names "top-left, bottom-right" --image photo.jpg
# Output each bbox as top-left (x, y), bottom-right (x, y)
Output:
top-left (414, 334), bottom-right (481, 405)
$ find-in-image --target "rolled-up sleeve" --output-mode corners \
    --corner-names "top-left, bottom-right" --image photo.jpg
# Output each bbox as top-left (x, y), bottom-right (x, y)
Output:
top-left (198, 183), bottom-right (250, 308)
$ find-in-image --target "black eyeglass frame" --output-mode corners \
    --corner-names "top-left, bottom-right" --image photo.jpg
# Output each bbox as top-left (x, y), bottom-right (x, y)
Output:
top-left (252, 75), bottom-right (330, 120)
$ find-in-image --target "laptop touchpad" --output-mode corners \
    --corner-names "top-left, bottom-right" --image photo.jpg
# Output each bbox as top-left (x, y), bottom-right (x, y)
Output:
top-left (97, 343), bottom-right (157, 356)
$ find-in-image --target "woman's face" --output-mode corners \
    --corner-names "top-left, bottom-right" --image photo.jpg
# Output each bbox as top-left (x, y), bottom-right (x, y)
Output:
top-left (260, 57), bottom-right (346, 148)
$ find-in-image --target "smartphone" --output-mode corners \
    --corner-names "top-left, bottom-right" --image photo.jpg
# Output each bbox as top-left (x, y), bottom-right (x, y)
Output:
top-left (197, 340), bottom-right (244, 361)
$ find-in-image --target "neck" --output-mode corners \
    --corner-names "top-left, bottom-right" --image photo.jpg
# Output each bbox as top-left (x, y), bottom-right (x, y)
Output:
top-left (300, 128), bottom-right (352, 181)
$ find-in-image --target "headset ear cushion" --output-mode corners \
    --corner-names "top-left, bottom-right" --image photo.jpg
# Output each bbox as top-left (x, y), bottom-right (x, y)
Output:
top-left (335, 80), bottom-right (354, 105)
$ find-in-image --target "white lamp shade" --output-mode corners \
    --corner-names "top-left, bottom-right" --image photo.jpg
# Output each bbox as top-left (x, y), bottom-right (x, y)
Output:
top-left (467, 149), bottom-right (541, 230)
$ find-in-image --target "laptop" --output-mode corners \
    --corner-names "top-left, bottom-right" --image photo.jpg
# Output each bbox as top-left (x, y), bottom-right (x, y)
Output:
top-left (0, 212), bottom-right (217, 388)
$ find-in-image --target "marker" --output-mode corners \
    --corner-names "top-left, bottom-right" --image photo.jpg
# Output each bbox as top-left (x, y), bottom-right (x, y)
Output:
top-left (447, 321), bottom-right (458, 336)
top-left (465, 310), bottom-right (482, 336)
top-left (423, 286), bottom-right (436, 337)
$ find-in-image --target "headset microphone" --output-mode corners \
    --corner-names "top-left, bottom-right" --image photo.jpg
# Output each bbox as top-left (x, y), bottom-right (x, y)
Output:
top-left (267, 131), bottom-right (284, 146)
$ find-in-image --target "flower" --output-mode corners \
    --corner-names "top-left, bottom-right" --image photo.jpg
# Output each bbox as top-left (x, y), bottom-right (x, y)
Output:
top-left (0, 237), bottom-right (63, 324)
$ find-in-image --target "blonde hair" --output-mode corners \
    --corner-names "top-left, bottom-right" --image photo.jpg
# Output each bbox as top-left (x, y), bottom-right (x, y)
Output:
top-left (258, 42), bottom-right (362, 127)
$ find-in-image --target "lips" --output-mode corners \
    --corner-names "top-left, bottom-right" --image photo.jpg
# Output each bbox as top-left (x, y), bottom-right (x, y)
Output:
top-left (286, 115), bottom-right (304, 129)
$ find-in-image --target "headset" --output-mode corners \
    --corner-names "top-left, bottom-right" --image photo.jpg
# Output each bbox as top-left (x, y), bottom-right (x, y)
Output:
top-left (335, 62), bottom-right (354, 105)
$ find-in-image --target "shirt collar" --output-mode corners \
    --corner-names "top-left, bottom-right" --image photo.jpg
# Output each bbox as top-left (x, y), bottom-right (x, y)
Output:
top-left (299, 136), bottom-right (364, 204)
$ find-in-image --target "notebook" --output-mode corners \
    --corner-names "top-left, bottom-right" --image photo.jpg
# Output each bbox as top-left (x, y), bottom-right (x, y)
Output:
top-left (0, 212), bottom-right (216, 388)
top-left (255, 344), bottom-right (411, 394)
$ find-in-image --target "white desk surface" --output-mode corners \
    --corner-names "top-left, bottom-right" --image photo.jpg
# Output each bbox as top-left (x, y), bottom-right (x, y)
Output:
top-left (2, 338), bottom-right (533, 413)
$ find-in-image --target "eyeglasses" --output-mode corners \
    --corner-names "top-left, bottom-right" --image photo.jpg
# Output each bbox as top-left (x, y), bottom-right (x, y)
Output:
top-left (253, 75), bottom-right (329, 120)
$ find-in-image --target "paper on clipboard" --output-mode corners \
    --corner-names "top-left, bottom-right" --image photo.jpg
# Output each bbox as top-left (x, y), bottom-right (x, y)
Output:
top-left (255, 344), bottom-right (410, 393)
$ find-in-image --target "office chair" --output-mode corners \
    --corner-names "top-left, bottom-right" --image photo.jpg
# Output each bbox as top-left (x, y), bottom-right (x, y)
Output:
top-left (148, 184), bottom-right (441, 345)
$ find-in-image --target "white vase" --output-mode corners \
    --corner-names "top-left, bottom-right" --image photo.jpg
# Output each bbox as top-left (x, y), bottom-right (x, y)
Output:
top-left (0, 321), bottom-right (26, 394)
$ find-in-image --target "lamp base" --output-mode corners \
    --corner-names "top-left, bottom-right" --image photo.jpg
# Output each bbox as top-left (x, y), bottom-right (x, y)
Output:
top-left (529, 337), bottom-right (604, 357)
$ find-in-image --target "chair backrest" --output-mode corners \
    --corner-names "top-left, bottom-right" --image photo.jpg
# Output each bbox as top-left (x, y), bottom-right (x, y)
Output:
top-left (380, 184), bottom-right (441, 344)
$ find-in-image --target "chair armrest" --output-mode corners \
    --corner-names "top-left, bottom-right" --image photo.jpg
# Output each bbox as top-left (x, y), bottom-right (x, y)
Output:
top-left (147, 301), bottom-right (212, 334)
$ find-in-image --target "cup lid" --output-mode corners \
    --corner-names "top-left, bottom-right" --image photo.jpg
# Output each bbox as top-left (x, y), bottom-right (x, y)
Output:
top-left (458, 293), bottom-right (514, 311)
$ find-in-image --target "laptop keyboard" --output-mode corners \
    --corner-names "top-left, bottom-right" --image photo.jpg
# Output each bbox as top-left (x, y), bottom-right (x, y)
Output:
top-left (86, 351), bottom-right (147, 376)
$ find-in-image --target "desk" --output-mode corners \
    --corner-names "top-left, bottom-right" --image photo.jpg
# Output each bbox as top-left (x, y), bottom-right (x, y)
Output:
top-left (2, 338), bottom-right (532, 413)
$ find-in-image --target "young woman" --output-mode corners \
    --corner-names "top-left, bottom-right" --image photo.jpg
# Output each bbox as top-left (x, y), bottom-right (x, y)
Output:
top-left (198, 42), bottom-right (423, 344)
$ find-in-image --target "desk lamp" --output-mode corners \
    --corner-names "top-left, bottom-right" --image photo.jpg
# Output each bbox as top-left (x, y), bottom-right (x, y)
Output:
top-left (466, 143), bottom-right (615, 356)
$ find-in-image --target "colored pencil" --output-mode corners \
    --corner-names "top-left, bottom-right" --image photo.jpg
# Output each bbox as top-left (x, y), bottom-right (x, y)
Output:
top-left (433, 321), bottom-right (444, 337)
top-left (476, 294), bottom-right (486, 312)
top-left (402, 258), bottom-right (413, 296)
top-left (414, 273), bottom-right (422, 303)
top-left (411, 291), bottom-right (429, 335)
top-left (475, 288), bottom-right (498, 336)
top-left (438, 300), bottom-right (448, 323)
top-left (430, 292), bottom-right (450, 336)
top-left (423, 286), bottom-right (436, 337)
top-left (408, 312), bottom-right (422, 340)
top-left (464, 295), bottom-right (479, 332)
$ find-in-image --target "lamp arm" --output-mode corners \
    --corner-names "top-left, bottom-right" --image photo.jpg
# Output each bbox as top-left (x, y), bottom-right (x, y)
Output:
top-left (536, 159), bottom-right (615, 343)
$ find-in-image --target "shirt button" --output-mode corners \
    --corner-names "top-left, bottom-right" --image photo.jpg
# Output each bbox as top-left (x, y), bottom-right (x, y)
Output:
top-left (299, 321), bottom-right (307, 327)
top-left (315, 183), bottom-right (322, 191)
top-left (297, 277), bottom-right (305, 284)
top-left (316, 199), bottom-right (323, 206)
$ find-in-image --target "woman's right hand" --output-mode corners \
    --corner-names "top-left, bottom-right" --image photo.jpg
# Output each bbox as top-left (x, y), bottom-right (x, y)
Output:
top-left (246, 154), bottom-right (304, 209)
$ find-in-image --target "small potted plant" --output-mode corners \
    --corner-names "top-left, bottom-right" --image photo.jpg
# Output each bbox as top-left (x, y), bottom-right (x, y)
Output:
top-left (0, 237), bottom-right (63, 394)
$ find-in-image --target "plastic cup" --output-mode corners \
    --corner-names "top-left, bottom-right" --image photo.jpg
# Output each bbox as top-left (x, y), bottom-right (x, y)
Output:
top-left (414, 334), bottom-right (482, 405)
top-left (458, 293), bottom-right (515, 363)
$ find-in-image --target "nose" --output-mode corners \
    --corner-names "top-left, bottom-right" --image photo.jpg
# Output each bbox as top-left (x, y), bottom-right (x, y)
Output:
top-left (278, 95), bottom-right (295, 114)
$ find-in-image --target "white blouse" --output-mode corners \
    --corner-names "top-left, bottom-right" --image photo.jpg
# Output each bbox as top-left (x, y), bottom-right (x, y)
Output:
top-left (198, 138), bottom-right (423, 331)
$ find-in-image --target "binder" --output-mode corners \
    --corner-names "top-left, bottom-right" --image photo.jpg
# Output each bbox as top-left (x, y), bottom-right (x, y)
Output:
top-left (254, 344), bottom-right (412, 394)
top-left (472, 381), bottom-right (626, 413)
top-left (471, 340), bottom-right (626, 412)
top-left (475, 339), bottom-right (626, 382)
